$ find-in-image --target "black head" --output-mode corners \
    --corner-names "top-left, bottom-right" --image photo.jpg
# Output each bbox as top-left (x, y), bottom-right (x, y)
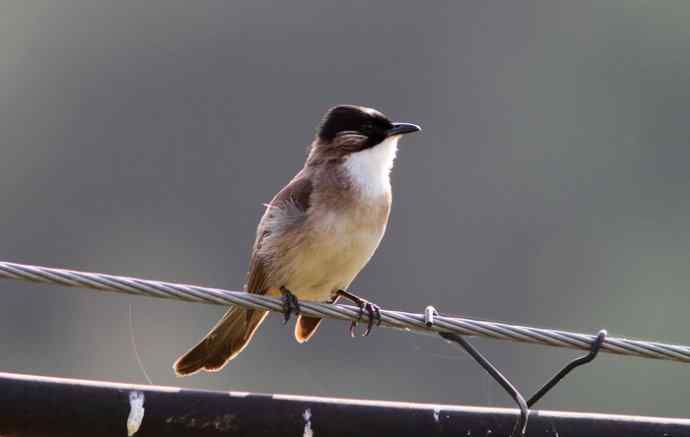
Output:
top-left (317, 105), bottom-right (420, 149)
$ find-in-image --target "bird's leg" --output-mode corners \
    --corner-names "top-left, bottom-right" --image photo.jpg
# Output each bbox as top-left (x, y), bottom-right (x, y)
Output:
top-left (280, 286), bottom-right (300, 324)
top-left (336, 289), bottom-right (382, 337)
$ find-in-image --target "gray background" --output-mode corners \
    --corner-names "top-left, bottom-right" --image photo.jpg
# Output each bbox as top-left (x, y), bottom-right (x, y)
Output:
top-left (1, 1), bottom-right (689, 418)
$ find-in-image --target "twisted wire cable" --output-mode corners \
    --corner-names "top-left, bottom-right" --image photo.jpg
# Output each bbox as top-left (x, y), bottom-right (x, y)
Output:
top-left (1, 260), bottom-right (689, 364)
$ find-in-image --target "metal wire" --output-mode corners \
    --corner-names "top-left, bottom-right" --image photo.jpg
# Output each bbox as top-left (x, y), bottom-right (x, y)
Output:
top-left (2, 260), bottom-right (689, 364)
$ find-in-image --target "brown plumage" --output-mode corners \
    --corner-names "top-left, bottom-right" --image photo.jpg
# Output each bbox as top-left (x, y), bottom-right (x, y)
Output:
top-left (294, 295), bottom-right (341, 343)
top-left (174, 173), bottom-right (314, 375)
top-left (173, 105), bottom-right (419, 376)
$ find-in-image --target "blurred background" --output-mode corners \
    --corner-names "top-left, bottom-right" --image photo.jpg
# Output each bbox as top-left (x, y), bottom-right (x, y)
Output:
top-left (1, 1), bottom-right (689, 418)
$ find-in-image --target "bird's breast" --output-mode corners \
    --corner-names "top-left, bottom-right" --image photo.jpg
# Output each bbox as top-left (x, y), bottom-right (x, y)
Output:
top-left (282, 194), bottom-right (391, 301)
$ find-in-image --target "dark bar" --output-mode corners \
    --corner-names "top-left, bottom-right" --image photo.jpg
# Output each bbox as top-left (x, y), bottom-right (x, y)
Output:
top-left (0, 371), bottom-right (688, 437)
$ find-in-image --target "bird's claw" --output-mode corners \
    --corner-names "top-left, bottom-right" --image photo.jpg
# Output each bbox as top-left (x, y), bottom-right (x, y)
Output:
top-left (349, 300), bottom-right (382, 337)
top-left (280, 287), bottom-right (300, 324)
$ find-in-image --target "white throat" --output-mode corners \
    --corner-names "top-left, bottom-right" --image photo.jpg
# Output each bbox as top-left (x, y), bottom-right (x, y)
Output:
top-left (343, 135), bottom-right (399, 198)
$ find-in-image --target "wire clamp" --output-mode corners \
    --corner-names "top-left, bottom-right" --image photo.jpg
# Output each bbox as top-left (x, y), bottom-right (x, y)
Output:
top-left (424, 305), bottom-right (438, 327)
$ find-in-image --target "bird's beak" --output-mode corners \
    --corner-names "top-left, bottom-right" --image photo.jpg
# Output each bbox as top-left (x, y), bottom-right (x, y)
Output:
top-left (386, 122), bottom-right (421, 137)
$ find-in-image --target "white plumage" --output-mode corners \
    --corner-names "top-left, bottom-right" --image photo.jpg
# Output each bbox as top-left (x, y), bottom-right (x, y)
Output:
top-left (343, 135), bottom-right (399, 198)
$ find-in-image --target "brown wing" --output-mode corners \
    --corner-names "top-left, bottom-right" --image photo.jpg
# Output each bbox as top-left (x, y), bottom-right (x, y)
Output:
top-left (245, 169), bottom-right (313, 295)
top-left (174, 169), bottom-right (314, 375)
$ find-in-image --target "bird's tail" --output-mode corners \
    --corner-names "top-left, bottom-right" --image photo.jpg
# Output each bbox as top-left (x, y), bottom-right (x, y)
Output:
top-left (174, 306), bottom-right (268, 376)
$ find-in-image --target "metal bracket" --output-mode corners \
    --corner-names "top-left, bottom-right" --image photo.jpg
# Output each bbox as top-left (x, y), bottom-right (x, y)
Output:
top-left (428, 306), bottom-right (607, 436)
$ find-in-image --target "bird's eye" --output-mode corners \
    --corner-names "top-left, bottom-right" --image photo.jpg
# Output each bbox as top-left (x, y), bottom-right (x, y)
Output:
top-left (362, 122), bottom-right (374, 132)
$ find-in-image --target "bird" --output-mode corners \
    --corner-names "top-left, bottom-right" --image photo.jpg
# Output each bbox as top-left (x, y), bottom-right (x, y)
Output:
top-left (174, 105), bottom-right (420, 375)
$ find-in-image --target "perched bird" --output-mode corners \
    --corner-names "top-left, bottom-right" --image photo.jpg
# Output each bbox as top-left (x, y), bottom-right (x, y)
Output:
top-left (174, 105), bottom-right (420, 375)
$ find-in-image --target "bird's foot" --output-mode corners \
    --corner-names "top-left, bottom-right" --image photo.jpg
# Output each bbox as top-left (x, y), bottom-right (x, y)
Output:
top-left (336, 289), bottom-right (382, 337)
top-left (280, 286), bottom-right (300, 324)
